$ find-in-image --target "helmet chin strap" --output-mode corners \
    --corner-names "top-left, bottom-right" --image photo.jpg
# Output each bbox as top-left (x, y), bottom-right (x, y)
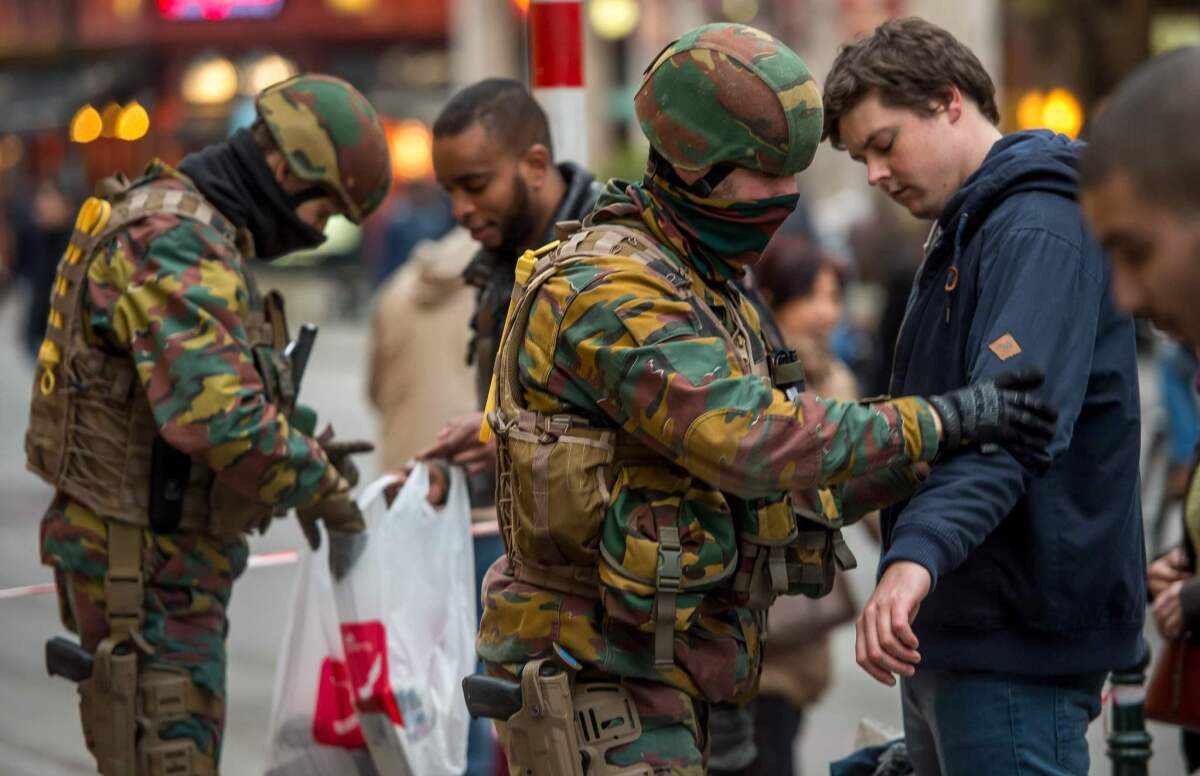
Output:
top-left (648, 149), bottom-right (735, 199)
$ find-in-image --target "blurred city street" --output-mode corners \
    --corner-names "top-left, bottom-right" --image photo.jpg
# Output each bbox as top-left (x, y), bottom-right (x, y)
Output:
top-left (0, 296), bottom-right (1185, 775)
top-left (0, 0), bottom-right (1197, 773)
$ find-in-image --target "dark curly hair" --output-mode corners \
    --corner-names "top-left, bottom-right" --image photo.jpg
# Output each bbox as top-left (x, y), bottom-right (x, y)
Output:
top-left (823, 17), bottom-right (999, 149)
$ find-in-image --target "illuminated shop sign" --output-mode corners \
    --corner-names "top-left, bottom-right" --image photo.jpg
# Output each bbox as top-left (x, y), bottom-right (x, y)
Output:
top-left (158, 0), bottom-right (284, 21)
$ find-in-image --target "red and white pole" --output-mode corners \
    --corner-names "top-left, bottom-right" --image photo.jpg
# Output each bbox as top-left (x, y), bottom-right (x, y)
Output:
top-left (529, 0), bottom-right (588, 167)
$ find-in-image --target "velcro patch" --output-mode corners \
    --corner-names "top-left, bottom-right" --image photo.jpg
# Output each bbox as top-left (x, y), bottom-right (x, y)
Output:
top-left (989, 334), bottom-right (1022, 361)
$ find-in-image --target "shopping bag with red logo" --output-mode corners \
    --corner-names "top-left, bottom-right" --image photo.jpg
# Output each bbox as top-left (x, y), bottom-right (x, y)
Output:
top-left (264, 522), bottom-right (376, 775)
top-left (333, 465), bottom-right (476, 776)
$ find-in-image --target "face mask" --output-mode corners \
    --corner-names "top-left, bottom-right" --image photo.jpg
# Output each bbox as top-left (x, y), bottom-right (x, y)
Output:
top-left (640, 174), bottom-right (799, 278)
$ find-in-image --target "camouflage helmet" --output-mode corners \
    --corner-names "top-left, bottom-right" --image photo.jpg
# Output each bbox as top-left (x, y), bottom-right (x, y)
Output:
top-left (635, 23), bottom-right (823, 178)
top-left (256, 74), bottom-right (391, 223)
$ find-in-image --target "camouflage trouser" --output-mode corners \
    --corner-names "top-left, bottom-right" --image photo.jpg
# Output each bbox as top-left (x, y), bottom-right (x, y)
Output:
top-left (488, 661), bottom-right (709, 776)
top-left (40, 496), bottom-right (249, 764)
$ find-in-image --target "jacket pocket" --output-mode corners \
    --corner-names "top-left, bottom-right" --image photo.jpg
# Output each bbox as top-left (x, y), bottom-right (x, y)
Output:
top-left (598, 465), bottom-right (738, 666)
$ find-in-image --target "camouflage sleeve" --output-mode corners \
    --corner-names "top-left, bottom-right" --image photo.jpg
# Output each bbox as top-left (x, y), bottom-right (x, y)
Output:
top-left (836, 463), bottom-right (927, 523)
top-left (92, 224), bottom-right (333, 508)
top-left (527, 263), bottom-right (940, 499)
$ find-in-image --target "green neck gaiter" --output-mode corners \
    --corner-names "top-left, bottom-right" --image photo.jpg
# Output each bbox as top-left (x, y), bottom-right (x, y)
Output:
top-left (591, 173), bottom-right (799, 281)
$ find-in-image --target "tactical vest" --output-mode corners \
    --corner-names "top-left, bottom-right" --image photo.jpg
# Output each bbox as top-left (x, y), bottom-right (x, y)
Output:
top-left (488, 222), bottom-right (855, 668)
top-left (25, 176), bottom-right (294, 539)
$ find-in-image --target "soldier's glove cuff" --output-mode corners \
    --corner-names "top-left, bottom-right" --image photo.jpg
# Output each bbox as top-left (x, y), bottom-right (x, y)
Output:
top-left (924, 368), bottom-right (1058, 472)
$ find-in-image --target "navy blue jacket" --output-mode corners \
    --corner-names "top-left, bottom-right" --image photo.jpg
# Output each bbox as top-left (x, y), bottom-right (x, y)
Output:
top-left (881, 130), bottom-right (1146, 676)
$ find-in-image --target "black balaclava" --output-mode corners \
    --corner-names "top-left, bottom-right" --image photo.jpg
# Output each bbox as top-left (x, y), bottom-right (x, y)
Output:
top-left (178, 128), bottom-right (328, 259)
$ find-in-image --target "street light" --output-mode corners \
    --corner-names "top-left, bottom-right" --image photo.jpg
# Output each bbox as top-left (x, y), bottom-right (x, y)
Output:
top-left (245, 53), bottom-right (297, 94)
top-left (1015, 88), bottom-right (1083, 139)
top-left (116, 102), bottom-right (151, 141)
top-left (182, 55), bottom-right (239, 105)
top-left (70, 105), bottom-right (103, 143)
top-left (588, 0), bottom-right (638, 41)
top-left (387, 119), bottom-right (433, 182)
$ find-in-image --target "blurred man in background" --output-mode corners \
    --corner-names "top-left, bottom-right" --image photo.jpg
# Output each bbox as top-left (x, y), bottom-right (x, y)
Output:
top-left (30, 74), bottom-right (388, 775)
top-left (825, 17), bottom-right (1144, 775)
top-left (387, 77), bottom-right (602, 776)
top-left (1080, 44), bottom-right (1200, 772)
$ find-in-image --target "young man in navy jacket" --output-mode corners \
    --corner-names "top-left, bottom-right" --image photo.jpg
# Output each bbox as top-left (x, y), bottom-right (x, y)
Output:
top-left (824, 18), bottom-right (1145, 775)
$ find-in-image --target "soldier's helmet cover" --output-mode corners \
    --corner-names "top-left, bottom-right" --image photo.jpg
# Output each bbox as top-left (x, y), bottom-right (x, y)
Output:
top-left (635, 23), bottom-right (823, 178)
top-left (256, 74), bottom-right (392, 224)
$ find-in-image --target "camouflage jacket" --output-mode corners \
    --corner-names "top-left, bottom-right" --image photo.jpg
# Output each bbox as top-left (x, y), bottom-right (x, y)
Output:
top-left (52, 162), bottom-right (337, 526)
top-left (478, 217), bottom-right (939, 702)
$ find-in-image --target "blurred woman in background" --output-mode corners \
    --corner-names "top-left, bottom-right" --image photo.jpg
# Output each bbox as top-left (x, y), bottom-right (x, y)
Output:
top-left (744, 235), bottom-right (858, 776)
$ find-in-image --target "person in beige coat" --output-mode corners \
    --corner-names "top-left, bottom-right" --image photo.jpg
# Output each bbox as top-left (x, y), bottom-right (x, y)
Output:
top-left (366, 226), bottom-right (477, 471)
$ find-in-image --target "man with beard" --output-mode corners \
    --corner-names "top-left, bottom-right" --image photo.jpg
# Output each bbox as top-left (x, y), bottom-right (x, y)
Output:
top-left (395, 78), bottom-right (602, 776)
top-left (472, 23), bottom-right (1056, 774)
top-left (416, 78), bottom-right (603, 485)
top-left (29, 74), bottom-right (389, 775)
top-left (824, 18), bottom-right (1145, 775)
top-left (1080, 45), bottom-right (1200, 772)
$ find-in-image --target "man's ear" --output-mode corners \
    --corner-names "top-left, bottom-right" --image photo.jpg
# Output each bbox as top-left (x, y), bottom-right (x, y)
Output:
top-left (942, 85), bottom-right (965, 124)
top-left (519, 143), bottom-right (554, 190)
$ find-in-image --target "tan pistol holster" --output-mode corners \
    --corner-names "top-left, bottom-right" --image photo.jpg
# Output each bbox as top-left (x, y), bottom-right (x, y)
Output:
top-left (500, 658), bottom-right (652, 776)
top-left (78, 521), bottom-right (219, 775)
top-left (24, 174), bottom-right (293, 540)
top-left (486, 221), bottom-right (856, 671)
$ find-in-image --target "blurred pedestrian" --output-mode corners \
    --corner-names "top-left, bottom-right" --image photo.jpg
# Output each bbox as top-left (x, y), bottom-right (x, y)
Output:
top-left (1079, 44), bottom-right (1200, 771)
top-left (30, 74), bottom-right (389, 775)
top-left (366, 226), bottom-right (477, 471)
top-left (386, 77), bottom-right (602, 776)
top-left (741, 237), bottom-right (861, 776)
top-left (9, 178), bottom-right (74, 359)
top-left (825, 17), bottom-right (1145, 775)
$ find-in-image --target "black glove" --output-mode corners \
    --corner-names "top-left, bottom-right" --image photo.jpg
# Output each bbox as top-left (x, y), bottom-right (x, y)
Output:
top-left (296, 491), bottom-right (366, 552)
top-left (925, 368), bottom-right (1058, 471)
top-left (317, 425), bottom-right (374, 488)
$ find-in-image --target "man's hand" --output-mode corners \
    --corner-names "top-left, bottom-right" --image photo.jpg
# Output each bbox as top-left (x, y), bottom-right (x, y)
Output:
top-left (856, 560), bottom-right (931, 686)
top-left (416, 412), bottom-right (496, 475)
top-left (925, 368), bottom-right (1058, 471)
top-left (1153, 579), bottom-right (1186, 640)
top-left (296, 491), bottom-right (366, 551)
top-left (1149, 546), bottom-right (1192, 599)
top-left (383, 460), bottom-right (450, 508)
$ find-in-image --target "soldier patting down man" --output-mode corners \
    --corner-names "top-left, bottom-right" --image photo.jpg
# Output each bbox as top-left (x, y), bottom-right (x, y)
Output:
top-left (461, 23), bottom-right (1059, 775)
top-left (27, 74), bottom-right (390, 775)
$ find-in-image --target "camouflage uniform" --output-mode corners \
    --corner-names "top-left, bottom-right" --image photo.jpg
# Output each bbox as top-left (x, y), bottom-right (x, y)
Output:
top-left (30, 75), bottom-right (390, 774)
top-left (478, 25), bottom-right (937, 773)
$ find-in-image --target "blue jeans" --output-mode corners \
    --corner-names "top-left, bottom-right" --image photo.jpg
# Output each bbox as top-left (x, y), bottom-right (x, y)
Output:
top-left (465, 533), bottom-right (505, 776)
top-left (900, 670), bottom-right (1106, 776)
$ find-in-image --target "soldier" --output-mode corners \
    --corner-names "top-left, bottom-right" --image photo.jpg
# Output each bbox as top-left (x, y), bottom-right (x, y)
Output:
top-left (28, 74), bottom-right (390, 775)
top-left (471, 23), bottom-right (1057, 774)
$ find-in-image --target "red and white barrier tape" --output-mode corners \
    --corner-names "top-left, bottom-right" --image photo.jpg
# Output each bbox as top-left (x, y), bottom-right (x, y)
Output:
top-left (0, 521), bottom-right (501, 601)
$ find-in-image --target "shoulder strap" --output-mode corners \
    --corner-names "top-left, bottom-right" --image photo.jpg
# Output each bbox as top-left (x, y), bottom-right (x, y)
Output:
top-left (86, 186), bottom-right (239, 253)
top-left (494, 223), bottom-right (697, 417)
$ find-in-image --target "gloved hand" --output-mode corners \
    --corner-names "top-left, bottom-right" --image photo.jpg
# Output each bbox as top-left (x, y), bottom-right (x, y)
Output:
top-left (924, 368), bottom-right (1058, 471)
top-left (296, 490), bottom-right (366, 552)
top-left (316, 424), bottom-right (374, 488)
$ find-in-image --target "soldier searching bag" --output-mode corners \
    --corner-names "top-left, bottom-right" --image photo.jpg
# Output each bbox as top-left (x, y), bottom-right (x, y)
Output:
top-left (266, 466), bottom-right (476, 776)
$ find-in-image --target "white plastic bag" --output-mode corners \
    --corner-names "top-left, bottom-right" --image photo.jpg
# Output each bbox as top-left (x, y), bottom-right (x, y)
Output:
top-left (334, 464), bottom-right (477, 776)
top-left (264, 522), bottom-right (377, 776)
